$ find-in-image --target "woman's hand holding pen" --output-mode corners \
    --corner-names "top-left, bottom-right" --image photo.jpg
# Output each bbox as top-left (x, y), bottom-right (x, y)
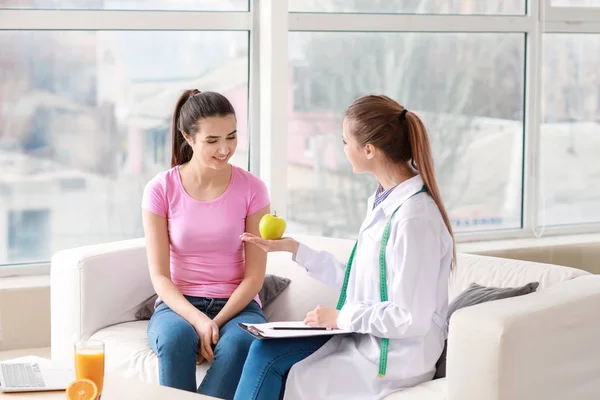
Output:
top-left (304, 305), bottom-right (340, 329)
top-left (240, 233), bottom-right (299, 257)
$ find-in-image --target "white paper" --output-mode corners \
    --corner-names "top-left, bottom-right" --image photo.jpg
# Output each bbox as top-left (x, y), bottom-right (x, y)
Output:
top-left (240, 321), bottom-right (351, 338)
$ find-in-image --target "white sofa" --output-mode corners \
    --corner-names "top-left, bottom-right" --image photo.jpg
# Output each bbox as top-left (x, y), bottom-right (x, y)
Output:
top-left (50, 234), bottom-right (600, 400)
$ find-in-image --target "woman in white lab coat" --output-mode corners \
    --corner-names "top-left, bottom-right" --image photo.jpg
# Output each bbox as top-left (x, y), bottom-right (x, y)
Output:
top-left (234, 95), bottom-right (455, 400)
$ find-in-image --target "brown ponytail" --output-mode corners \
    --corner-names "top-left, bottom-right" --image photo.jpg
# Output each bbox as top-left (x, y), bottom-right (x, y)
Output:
top-left (405, 112), bottom-right (456, 268)
top-left (171, 89), bottom-right (198, 167)
top-left (170, 89), bottom-right (236, 167)
top-left (345, 95), bottom-right (456, 269)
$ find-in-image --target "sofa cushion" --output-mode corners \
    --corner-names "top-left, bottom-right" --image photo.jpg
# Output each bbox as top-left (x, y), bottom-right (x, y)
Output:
top-left (451, 253), bottom-right (589, 301)
top-left (92, 319), bottom-right (446, 399)
top-left (434, 281), bottom-right (540, 379)
top-left (89, 321), bottom-right (209, 384)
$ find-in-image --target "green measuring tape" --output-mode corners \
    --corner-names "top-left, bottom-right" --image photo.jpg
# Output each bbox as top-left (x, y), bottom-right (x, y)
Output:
top-left (336, 185), bottom-right (428, 378)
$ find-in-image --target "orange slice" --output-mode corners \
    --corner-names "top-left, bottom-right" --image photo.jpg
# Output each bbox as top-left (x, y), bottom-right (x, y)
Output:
top-left (66, 379), bottom-right (98, 400)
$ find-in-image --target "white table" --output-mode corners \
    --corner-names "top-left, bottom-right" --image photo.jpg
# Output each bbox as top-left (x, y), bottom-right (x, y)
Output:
top-left (1, 374), bottom-right (221, 399)
top-left (0, 349), bottom-right (220, 399)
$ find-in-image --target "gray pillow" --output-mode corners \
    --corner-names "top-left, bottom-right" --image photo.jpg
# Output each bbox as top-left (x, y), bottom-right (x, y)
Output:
top-left (259, 274), bottom-right (292, 308)
top-left (134, 274), bottom-right (291, 320)
top-left (433, 281), bottom-right (539, 379)
top-left (135, 293), bottom-right (159, 321)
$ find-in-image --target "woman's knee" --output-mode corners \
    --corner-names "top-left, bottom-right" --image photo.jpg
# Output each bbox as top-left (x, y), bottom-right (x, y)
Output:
top-left (215, 331), bottom-right (255, 364)
top-left (247, 337), bottom-right (266, 355)
top-left (152, 319), bottom-right (198, 356)
top-left (244, 338), bottom-right (278, 367)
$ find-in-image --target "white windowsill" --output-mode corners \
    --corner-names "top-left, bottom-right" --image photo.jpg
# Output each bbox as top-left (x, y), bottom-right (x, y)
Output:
top-left (457, 232), bottom-right (600, 254)
top-left (0, 274), bottom-right (50, 291)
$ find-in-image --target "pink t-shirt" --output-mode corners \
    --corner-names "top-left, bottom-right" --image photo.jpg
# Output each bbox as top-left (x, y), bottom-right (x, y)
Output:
top-left (141, 165), bottom-right (270, 305)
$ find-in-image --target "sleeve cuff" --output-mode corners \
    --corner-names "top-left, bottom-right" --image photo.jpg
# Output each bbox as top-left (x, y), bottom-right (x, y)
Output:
top-left (337, 302), bottom-right (363, 331)
top-left (141, 205), bottom-right (167, 218)
top-left (292, 242), bottom-right (315, 271)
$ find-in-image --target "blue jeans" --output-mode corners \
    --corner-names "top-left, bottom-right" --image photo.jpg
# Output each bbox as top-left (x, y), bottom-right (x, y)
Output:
top-left (147, 296), bottom-right (267, 400)
top-left (234, 335), bottom-right (332, 400)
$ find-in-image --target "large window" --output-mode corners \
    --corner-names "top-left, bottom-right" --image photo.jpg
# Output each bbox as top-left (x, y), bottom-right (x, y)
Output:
top-left (2, 1), bottom-right (600, 270)
top-left (288, 32), bottom-right (525, 238)
top-left (540, 33), bottom-right (600, 226)
top-left (0, 30), bottom-right (248, 265)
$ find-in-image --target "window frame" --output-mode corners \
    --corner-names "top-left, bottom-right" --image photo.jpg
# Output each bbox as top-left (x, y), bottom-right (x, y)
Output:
top-left (544, 0), bottom-right (600, 22)
top-left (540, 0), bottom-right (600, 237)
top-left (282, 1), bottom-right (600, 242)
top-left (285, 6), bottom-right (537, 244)
top-left (0, 9), bottom-right (252, 30)
top-left (2, 1), bottom-right (600, 276)
top-left (0, 7), bottom-right (254, 276)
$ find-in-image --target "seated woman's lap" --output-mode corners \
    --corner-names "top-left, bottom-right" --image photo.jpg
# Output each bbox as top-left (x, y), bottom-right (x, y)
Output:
top-left (197, 300), bottom-right (268, 398)
top-left (147, 299), bottom-right (268, 396)
top-left (147, 299), bottom-right (265, 349)
top-left (147, 302), bottom-right (199, 391)
top-left (212, 300), bottom-right (267, 362)
top-left (147, 302), bottom-right (198, 354)
top-left (246, 335), bottom-right (332, 368)
top-left (234, 335), bottom-right (332, 400)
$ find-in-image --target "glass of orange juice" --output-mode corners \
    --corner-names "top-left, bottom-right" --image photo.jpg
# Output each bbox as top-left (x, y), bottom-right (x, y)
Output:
top-left (74, 340), bottom-right (105, 399)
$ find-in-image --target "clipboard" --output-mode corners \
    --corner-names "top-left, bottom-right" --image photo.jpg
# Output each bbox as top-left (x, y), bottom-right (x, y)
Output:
top-left (238, 321), bottom-right (351, 340)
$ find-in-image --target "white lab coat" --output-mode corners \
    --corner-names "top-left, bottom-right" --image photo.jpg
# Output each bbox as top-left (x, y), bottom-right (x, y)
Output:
top-left (284, 174), bottom-right (454, 400)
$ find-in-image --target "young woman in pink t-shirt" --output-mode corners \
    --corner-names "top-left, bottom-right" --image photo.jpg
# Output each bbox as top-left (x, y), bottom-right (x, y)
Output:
top-left (141, 89), bottom-right (270, 399)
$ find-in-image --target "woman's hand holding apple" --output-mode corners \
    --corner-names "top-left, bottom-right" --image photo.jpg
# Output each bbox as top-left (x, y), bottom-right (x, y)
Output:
top-left (240, 233), bottom-right (299, 256)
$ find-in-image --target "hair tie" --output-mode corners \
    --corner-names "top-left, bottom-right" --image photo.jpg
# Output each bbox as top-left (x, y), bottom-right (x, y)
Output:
top-left (399, 109), bottom-right (408, 121)
top-left (186, 89), bottom-right (200, 101)
top-left (183, 89), bottom-right (201, 107)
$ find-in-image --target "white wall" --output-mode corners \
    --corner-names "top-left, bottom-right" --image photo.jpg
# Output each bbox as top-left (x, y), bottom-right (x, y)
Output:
top-left (0, 280), bottom-right (49, 351)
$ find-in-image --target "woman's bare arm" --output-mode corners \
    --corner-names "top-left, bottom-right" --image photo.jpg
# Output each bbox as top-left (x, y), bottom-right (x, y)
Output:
top-left (213, 205), bottom-right (270, 327)
top-left (143, 210), bottom-right (209, 327)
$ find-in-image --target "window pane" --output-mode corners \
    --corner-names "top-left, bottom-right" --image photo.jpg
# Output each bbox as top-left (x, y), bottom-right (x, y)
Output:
top-left (552, 0), bottom-right (600, 6)
top-left (0, 30), bottom-right (249, 265)
top-left (540, 34), bottom-right (600, 226)
top-left (288, 32), bottom-right (525, 238)
top-left (0, 0), bottom-right (248, 11)
top-left (8, 210), bottom-right (50, 262)
top-left (289, 0), bottom-right (525, 15)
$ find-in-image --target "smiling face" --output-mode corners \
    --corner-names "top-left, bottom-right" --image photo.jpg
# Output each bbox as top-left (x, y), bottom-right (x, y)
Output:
top-left (183, 114), bottom-right (238, 170)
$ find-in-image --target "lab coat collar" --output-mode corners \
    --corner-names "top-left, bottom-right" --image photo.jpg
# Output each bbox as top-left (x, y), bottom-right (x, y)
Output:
top-left (378, 174), bottom-right (426, 217)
